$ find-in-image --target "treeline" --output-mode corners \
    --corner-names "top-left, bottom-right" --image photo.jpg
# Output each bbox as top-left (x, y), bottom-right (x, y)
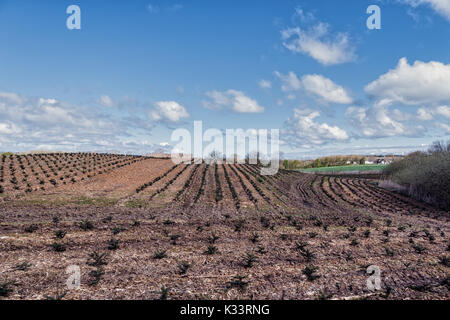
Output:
top-left (383, 141), bottom-right (450, 210)
top-left (283, 155), bottom-right (366, 170)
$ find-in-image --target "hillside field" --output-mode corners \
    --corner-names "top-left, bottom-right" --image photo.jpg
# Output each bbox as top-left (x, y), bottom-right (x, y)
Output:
top-left (0, 153), bottom-right (448, 300)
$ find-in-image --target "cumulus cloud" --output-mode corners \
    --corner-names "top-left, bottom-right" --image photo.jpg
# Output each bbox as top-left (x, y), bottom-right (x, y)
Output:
top-left (275, 71), bottom-right (353, 104)
top-left (151, 101), bottom-right (190, 123)
top-left (98, 95), bottom-right (115, 107)
top-left (274, 71), bottom-right (302, 92)
top-left (417, 105), bottom-right (450, 120)
top-left (436, 105), bottom-right (450, 118)
top-left (283, 108), bottom-right (349, 147)
top-left (417, 107), bottom-right (434, 120)
top-left (0, 122), bottom-right (21, 135)
top-left (345, 105), bottom-right (425, 138)
top-left (301, 74), bottom-right (353, 104)
top-left (0, 91), bottom-right (162, 154)
top-left (258, 79), bottom-right (272, 89)
top-left (437, 122), bottom-right (450, 133)
top-left (401, 0), bottom-right (450, 20)
top-left (365, 58), bottom-right (450, 106)
top-left (202, 90), bottom-right (265, 113)
top-left (281, 22), bottom-right (356, 65)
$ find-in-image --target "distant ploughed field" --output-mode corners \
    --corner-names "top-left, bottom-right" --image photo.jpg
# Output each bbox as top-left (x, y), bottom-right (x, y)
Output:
top-left (0, 153), bottom-right (449, 300)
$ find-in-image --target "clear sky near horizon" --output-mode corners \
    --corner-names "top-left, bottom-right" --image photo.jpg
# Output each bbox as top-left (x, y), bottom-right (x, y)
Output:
top-left (0, 0), bottom-right (449, 158)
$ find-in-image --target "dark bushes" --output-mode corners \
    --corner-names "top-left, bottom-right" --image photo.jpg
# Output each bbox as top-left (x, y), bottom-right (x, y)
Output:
top-left (382, 141), bottom-right (450, 210)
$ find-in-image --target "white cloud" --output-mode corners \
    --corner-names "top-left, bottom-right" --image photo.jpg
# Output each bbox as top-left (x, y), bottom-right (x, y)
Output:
top-left (274, 71), bottom-right (302, 91)
top-left (98, 95), bottom-right (115, 107)
top-left (417, 107), bottom-right (434, 120)
top-left (436, 105), bottom-right (450, 118)
top-left (0, 122), bottom-right (21, 135)
top-left (293, 6), bottom-right (316, 24)
top-left (203, 90), bottom-right (265, 113)
top-left (402, 0), bottom-right (450, 20)
top-left (301, 74), bottom-right (353, 104)
top-left (345, 105), bottom-right (424, 138)
top-left (0, 91), bottom-right (163, 154)
top-left (275, 71), bottom-right (352, 104)
top-left (286, 94), bottom-right (296, 100)
top-left (0, 92), bottom-right (25, 104)
top-left (284, 108), bottom-right (349, 147)
top-left (281, 22), bottom-right (356, 65)
top-left (437, 122), bottom-right (450, 133)
top-left (417, 105), bottom-right (450, 120)
top-left (365, 58), bottom-right (450, 106)
top-left (151, 101), bottom-right (190, 123)
top-left (258, 79), bottom-right (272, 89)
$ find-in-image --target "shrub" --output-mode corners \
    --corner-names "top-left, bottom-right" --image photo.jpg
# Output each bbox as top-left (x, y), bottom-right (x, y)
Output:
top-left (205, 245), bottom-right (218, 255)
top-left (384, 247), bottom-right (395, 257)
top-left (208, 233), bottom-right (219, 244)
top-left (88, 267), bottom-right (105, 286)
top-left (243, 253), bottom-right (258, 268)
top-left (0, 280), bottom-right (16, 297)
top-left (51, 242), bottom-right (66, 252)
top-left (54, 230), bottom-right (67, 239)
top-left (44, 291), bottom-right (68, 300)
top-left (293, 241), bottom-right (308, 254)
top-left (107, 238), bottom-right (120, 250)
top-left (250, 232), bottom-right (260, 244)
top-left (102, 215), bottom-right (113, 223)
top-left (159, 285), bottom-right (170, 300)
top-left (79, 219), bottom-right (94, 231)
top-left (412, 243), bottom-right (426, 254)
top-left (111, 226), bottom-right (126, 235)
top-left (170, 234), bottom-right (181, 245)
top-left (24, 224), bottom-right (39, 233)
top-left (132, 220), bottom-right (141, 227)
top-left (300, 248), bottom-right (315, 262)
top-left (383, 141), bottom-right (450, 210)
top-left (87, 251), bottom-right (109, 267)
top-left (178, 262), bottom-right (190, 274)
top-left (257, 245), bottom-right (267, 254)
top-left (226, 275), bottom-right (249, 292)
top-left (439, 256), bottom-right (450, 267)
top-left (233, 219), bottom-right (245, 233)
top-left (153, 250), bottom-right (167, 259)
top-left (303, 265), bottom-right (320, 281)
top-left (280, 234), bottom-right (289, 241)
top-left (13, 261), bottom-right (32, 271)
top-left (163, 219), bottom-right (175, 226)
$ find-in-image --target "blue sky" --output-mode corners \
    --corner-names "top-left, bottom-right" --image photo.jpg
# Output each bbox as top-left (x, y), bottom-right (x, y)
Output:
top-left (0, 0), bottom-right (449, 158)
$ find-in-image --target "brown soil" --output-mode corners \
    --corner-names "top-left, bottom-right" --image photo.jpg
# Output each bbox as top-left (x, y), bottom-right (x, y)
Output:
top-left (0, 154), bottom-right (448, 300)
